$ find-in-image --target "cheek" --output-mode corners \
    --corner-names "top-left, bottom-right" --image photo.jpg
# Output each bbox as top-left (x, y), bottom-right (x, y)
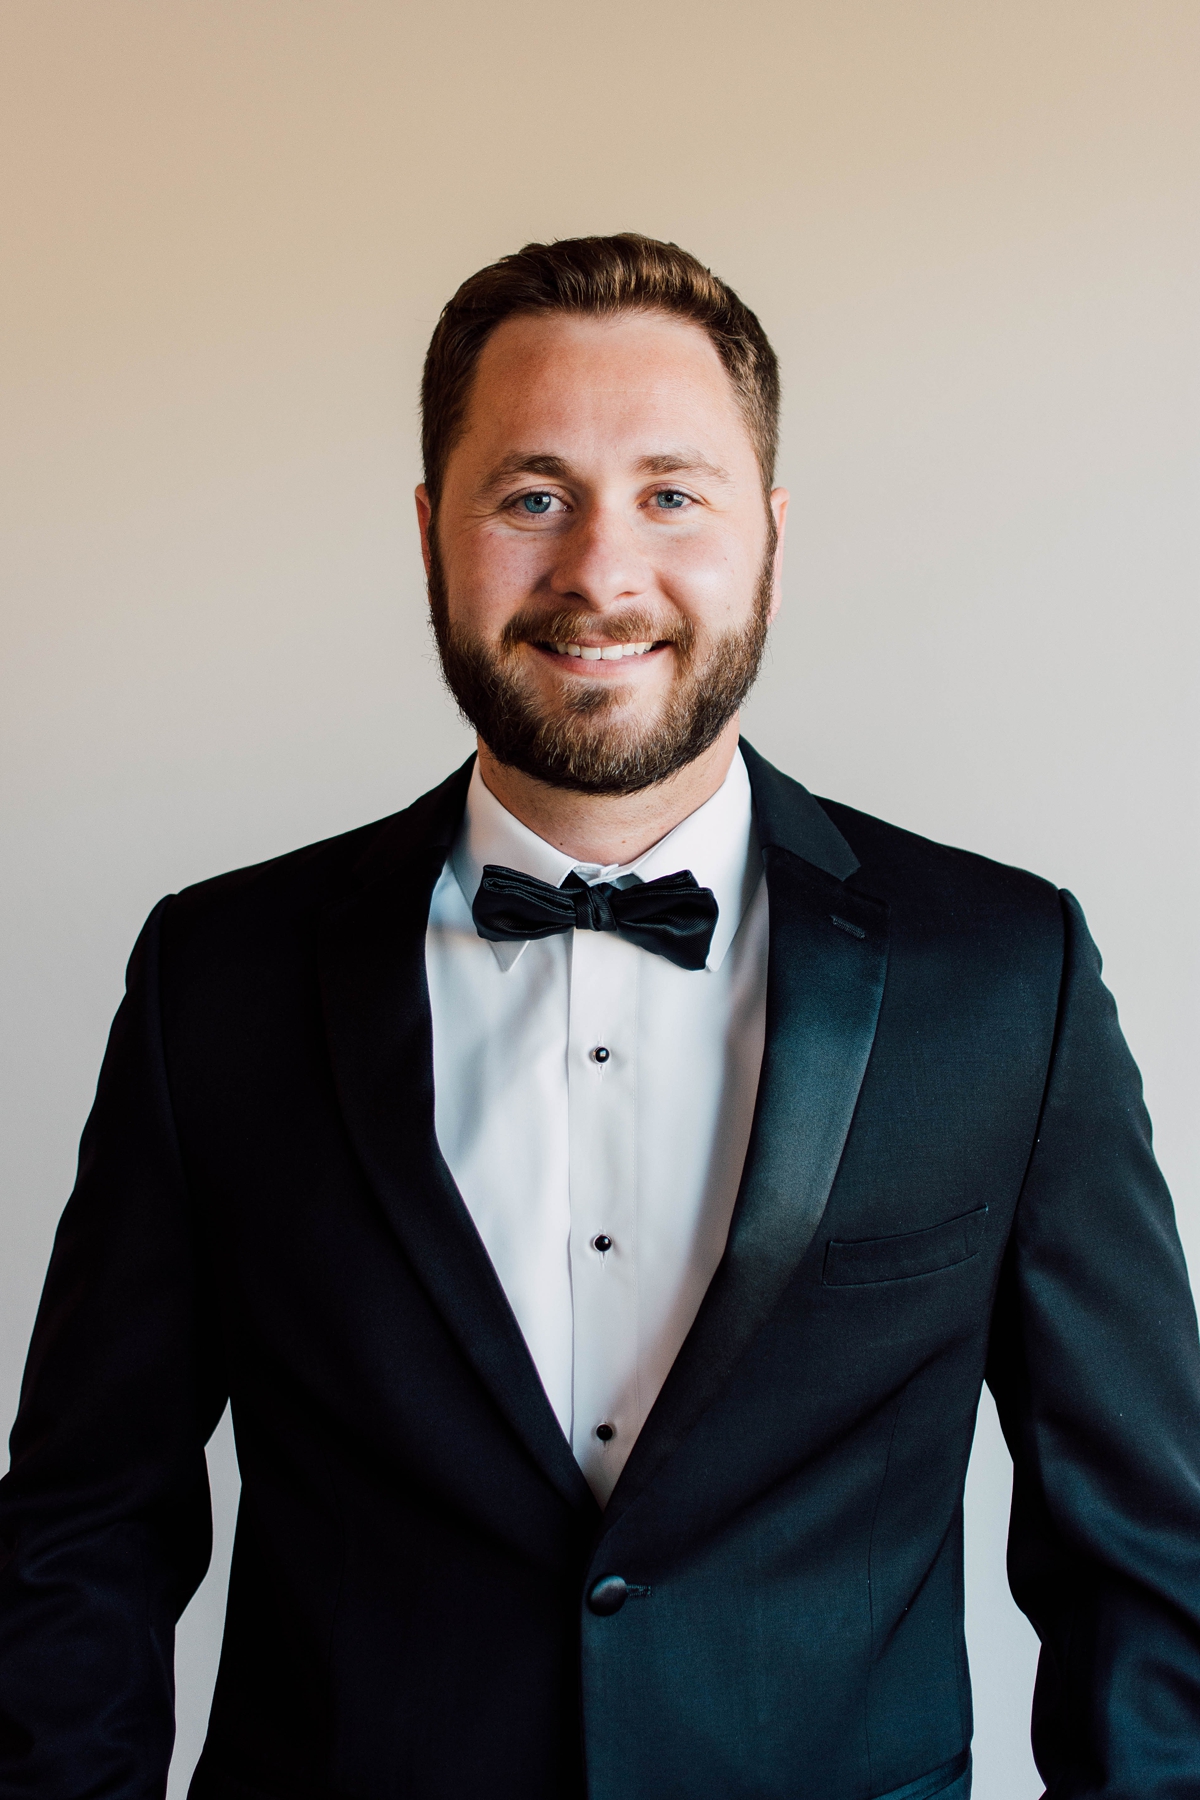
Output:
top-left (656, 528), bottom-right (762, 626)
top-left (442, 525), bottom-right (550, 630)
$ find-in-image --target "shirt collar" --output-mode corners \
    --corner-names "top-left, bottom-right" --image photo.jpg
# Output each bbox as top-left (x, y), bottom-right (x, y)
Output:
top-left (451, 748), bottom-right (760, 973)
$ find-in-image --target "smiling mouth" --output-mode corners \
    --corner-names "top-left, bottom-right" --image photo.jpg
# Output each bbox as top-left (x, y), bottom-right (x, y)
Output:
top-left (539, 640), bottom-right (658, 662)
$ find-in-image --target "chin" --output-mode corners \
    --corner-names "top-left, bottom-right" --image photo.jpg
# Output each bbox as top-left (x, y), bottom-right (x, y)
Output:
top-left (543, 692), bottom-right (669, 738)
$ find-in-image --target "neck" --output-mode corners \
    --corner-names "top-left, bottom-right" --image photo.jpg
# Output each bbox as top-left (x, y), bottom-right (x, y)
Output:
top-left (474, 716), bottom-right (742, 865)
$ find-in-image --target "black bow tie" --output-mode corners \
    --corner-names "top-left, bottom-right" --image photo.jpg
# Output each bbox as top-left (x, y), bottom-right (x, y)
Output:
top-left (472, 864), bottom-right (719, 972)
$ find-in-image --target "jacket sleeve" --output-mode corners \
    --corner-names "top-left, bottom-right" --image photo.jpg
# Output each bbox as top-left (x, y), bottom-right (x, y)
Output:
top-left (987, 890), bottom-right (1200, 1797)
top-left (0, 899), bottom-right (227, 1800)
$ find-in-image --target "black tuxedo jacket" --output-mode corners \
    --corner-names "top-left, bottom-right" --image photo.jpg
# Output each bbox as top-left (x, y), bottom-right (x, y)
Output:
top-left (3, 744), bottom-right (1200, 1800)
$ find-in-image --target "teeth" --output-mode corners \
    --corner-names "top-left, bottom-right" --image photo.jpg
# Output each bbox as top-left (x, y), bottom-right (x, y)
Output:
top-left (552, 642), bottom-right (653, 660)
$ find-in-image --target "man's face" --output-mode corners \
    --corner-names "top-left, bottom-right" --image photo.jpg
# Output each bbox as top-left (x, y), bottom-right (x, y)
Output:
top-left (417, 309), bottom-right (787, 795)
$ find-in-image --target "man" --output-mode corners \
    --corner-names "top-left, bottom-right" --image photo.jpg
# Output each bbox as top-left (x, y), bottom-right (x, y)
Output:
top-left (2, 233), bottom-right (1199, 1800)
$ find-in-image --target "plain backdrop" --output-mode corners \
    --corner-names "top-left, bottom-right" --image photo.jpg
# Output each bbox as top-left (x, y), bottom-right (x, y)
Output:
top-left (1, 4), bottom-right (1197, 1796)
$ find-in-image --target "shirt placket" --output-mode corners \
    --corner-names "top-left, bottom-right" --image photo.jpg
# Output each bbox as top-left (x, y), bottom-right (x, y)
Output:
top-left (566, 924), bottom-right (640, 1502)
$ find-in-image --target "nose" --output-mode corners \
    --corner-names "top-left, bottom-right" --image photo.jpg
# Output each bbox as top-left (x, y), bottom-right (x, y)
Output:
top-left (547, 504), bottom-right (651, 612)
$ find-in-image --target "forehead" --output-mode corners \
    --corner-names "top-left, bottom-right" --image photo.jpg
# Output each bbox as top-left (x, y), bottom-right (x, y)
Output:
top-left (456, 309), bottom-right (754, 471)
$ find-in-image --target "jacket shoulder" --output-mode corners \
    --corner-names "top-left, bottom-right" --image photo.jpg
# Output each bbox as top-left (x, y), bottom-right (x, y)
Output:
top-left (816, 793), bottom-right (1063, 928)
top-left (174, 816), bottom-right (385, 916)
top-left (161, 758), bottom-right (473, 948)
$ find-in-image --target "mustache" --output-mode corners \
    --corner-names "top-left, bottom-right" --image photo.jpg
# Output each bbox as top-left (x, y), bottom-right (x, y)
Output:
top-left (499, 607), bottom-right (695, 654)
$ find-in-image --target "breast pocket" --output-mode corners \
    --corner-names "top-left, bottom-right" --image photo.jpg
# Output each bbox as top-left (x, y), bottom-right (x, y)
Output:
top-left (822, 1205), bottom-right (988, 1286)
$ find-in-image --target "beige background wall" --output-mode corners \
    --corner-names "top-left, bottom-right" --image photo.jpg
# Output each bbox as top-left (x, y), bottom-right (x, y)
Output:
top-left (2, 4), bottom-right (1196, 1795)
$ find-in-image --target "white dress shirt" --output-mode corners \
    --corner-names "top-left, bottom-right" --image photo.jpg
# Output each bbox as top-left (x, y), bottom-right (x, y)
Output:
top-left (424, 749), bottom-right (769, 1504)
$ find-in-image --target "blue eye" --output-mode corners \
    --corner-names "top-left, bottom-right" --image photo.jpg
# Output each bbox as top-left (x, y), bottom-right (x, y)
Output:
top-left (656, 490), bottom-right (688, 509)
top-left (521, 493), bottom-right (553, 514)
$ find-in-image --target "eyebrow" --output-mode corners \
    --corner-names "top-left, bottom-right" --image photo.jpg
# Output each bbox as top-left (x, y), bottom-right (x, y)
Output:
top-left (636, 451), bottom-right (733, 483)
top-left (478, 448), bottom-right (734, 493)
top-left (479, 453), bottom-right (574, 491)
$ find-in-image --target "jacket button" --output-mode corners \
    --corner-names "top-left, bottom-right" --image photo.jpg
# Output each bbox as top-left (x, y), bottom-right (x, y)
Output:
top-left (588, 1575), bottom-right (628, 1616)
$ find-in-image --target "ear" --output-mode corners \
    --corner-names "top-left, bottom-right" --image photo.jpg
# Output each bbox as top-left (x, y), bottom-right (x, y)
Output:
top-left (767, 488), bottom-right (789, 625)
top-left (415, 485), bottom-right (434, 578)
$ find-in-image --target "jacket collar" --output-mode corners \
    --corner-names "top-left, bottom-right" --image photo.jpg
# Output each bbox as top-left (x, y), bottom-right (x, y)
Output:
top-left (738, 737), bottom-right (860, 877)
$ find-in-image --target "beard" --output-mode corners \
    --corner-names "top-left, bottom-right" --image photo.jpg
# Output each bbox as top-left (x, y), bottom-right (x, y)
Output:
top-left (426, 528), bottom-right (775, 797)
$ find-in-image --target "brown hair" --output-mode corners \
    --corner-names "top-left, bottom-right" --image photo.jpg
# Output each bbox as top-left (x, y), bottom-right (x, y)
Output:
top-left (420, 233), bottom-right (780, 509)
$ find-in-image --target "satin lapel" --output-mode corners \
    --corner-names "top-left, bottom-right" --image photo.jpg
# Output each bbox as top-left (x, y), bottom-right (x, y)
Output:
top-left (605, 771), bottom-right (889, 1526)
top-left (317, 764), bottom-right (592, 1512)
